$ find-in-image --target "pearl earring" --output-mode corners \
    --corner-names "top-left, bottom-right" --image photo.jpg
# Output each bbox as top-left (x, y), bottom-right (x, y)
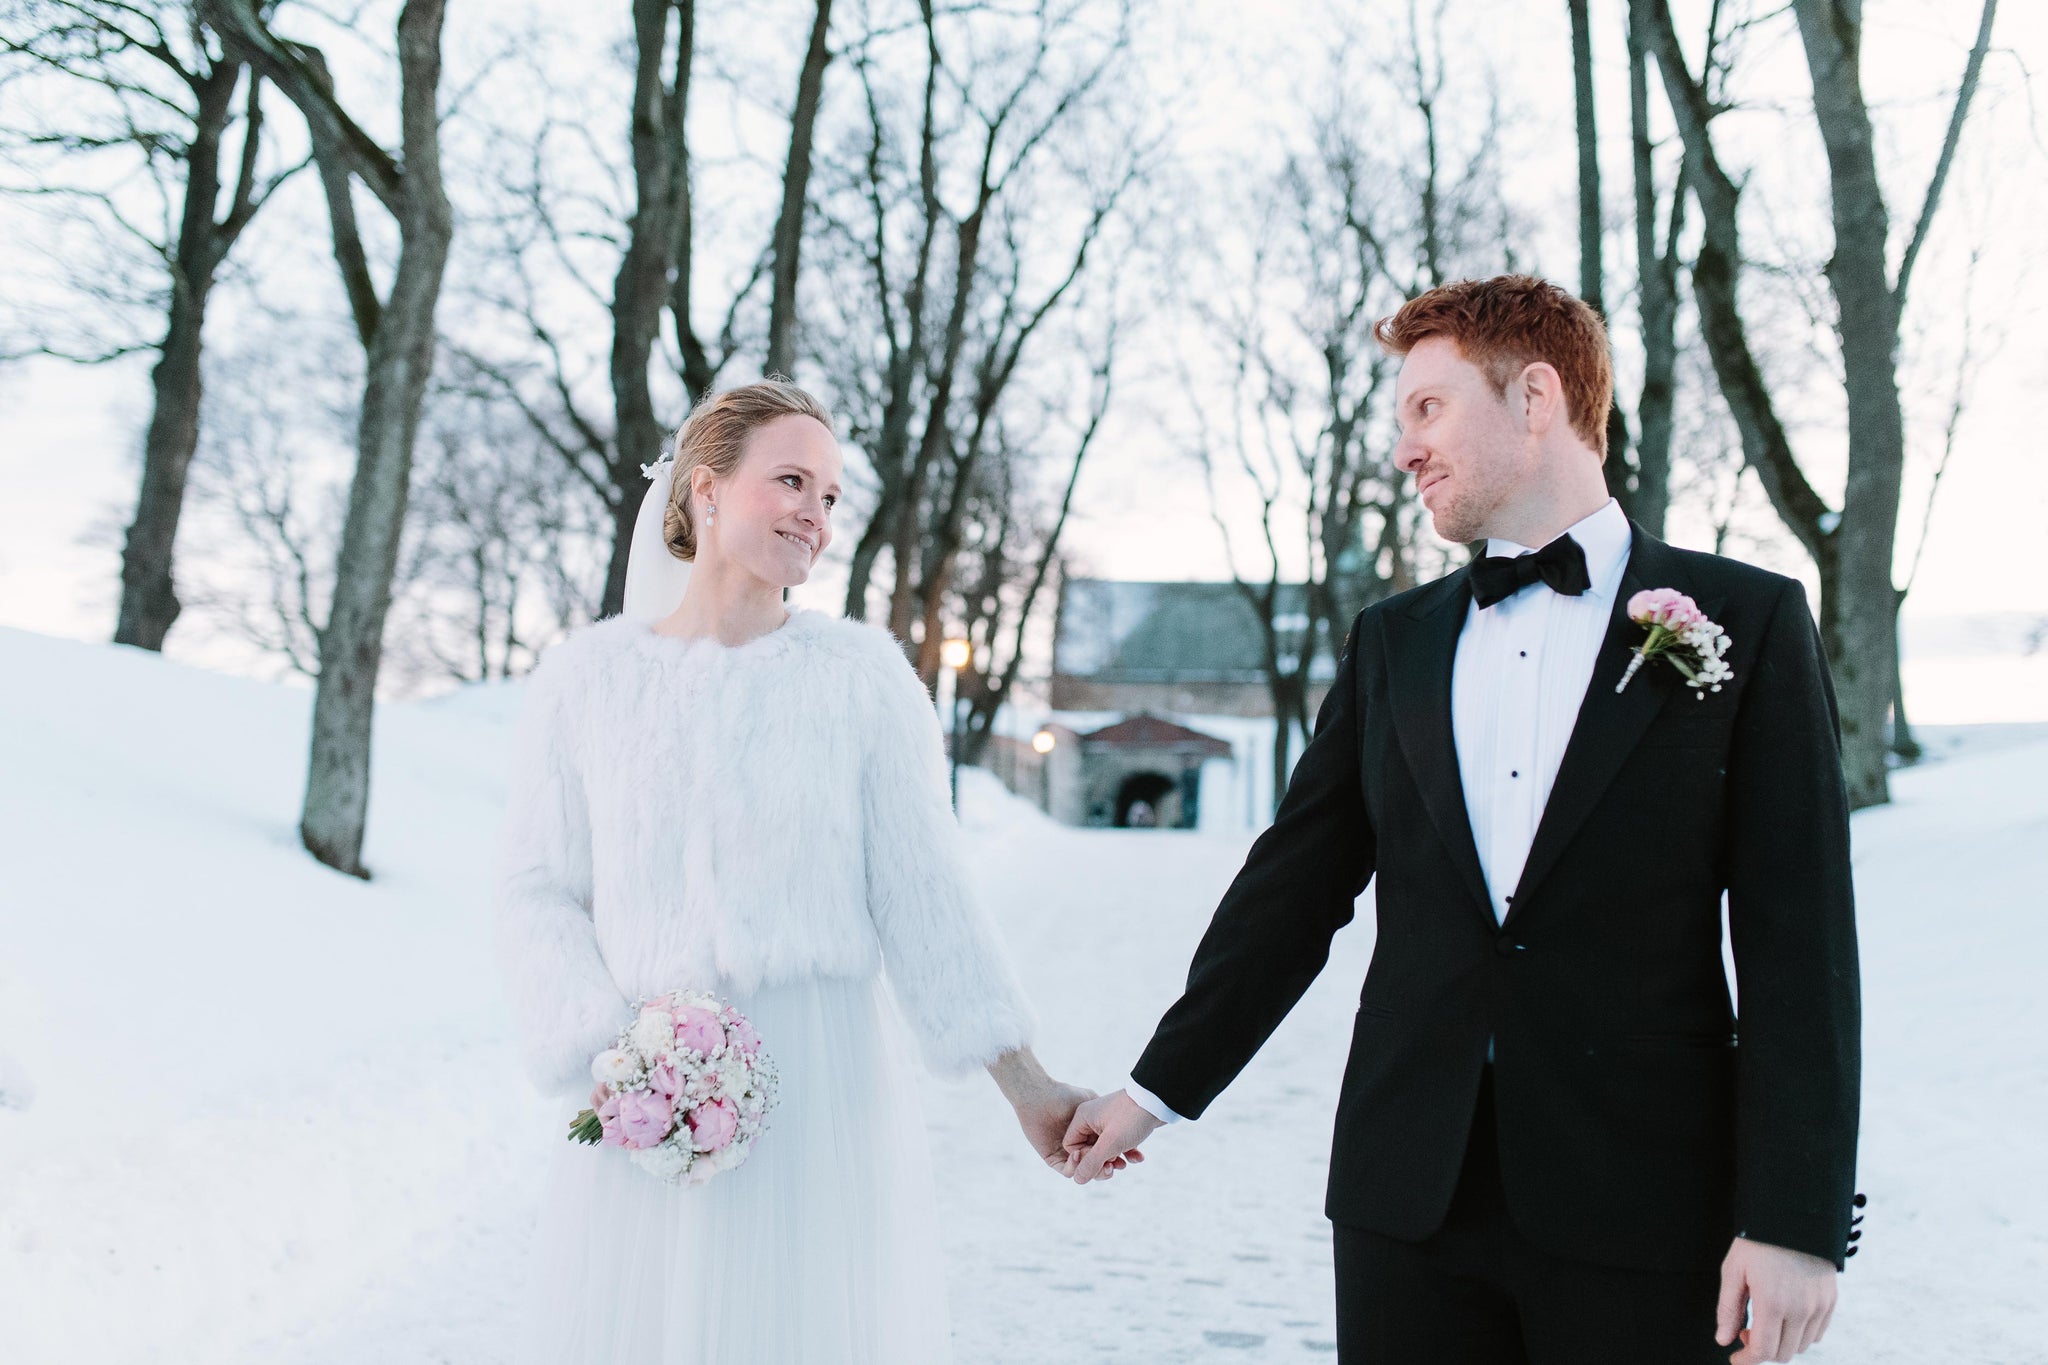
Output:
top-left (706, 501), bottom-right (716, 527)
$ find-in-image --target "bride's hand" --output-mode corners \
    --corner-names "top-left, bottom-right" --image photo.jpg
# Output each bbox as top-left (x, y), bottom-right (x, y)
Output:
top-left (1014, 1081), bottom-right (1143, 1177)
top-left (987, 1048), bottom-right (1142, 1177)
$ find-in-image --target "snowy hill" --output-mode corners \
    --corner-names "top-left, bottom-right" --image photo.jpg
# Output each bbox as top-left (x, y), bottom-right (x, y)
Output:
top-left (1, 625), bottom-right (2043, 1362)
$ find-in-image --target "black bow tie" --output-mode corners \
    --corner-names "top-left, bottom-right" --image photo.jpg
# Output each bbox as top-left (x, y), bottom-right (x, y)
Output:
top-left (1469, 534), bottom-right (1592, 609)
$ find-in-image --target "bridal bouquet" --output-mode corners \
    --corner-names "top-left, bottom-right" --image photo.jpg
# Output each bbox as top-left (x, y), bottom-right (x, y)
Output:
top-left (567, 990), bottom-right (779, 1187)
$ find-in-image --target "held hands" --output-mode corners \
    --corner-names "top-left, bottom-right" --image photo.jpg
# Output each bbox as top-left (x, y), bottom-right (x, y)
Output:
top-left (1059, 1089), bottom-right (1163, 1184)
top-left (1718, 1236), bottom-right (1838, 1364)
top-left (1012, 1080), bottom-right (1143, 1176)
top-left (987, 1047), bottom-right (1143, 1177)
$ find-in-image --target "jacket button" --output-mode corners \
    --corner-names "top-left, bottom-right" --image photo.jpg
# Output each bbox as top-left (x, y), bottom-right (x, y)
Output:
top-left (1495, 937), bottom-right (1526, 958)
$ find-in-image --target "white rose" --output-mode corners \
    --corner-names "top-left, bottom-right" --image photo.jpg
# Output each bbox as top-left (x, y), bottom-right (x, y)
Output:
top-left (590, 1048), bottom-right (641, 1087)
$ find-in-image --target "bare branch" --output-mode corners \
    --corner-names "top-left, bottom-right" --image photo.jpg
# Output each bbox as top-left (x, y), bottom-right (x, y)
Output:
top-left (1893, 0), bottom-right (1998, 309)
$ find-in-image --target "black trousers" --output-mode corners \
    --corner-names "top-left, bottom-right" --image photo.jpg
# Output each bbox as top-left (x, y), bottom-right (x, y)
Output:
top-left (1332, 1065), bottom-right (1734, 1365)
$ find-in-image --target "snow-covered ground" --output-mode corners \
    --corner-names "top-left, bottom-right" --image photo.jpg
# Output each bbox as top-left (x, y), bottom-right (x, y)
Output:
top-left (1, 624), bottom-right (2043, 1363)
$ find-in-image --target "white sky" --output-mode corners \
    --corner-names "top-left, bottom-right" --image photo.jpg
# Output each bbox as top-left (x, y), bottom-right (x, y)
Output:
top-left (2, 0), bottom-right (2043, 681)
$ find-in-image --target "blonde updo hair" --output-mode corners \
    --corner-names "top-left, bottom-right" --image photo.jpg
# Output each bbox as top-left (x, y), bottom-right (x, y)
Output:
top-left (662, 378), bottom-right (834, 561)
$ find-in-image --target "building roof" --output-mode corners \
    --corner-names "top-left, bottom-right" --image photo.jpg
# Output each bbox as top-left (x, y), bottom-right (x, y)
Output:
top-left (1053, 578), bottom-right (1339, 684)
top-left (1078, 713), bottom-right (1234, 756)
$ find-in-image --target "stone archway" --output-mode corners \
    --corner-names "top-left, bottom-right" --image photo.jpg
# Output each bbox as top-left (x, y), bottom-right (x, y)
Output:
top-left (1113, 770), bottom-right (1178, 827)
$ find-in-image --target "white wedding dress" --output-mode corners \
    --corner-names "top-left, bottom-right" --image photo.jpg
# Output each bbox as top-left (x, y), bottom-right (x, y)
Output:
top-left (493, 608), bottom-right (1035, 1364)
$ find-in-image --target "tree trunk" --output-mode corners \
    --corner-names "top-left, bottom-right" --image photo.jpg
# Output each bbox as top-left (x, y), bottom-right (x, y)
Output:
top-left (301, 5), bottom-right (452, 875)
top-left (842, 511), bottom-right (891, 620)
top-left (1789, 0), bottom-right (1902, 808)
top-left (117, 270), bottom-right (212, 649)
top-left (1567, 0), bottom-right (1636, 513)
top-left (599, 488), bottom-right (639, 621)
top-left (765, 0), bottom-right (833, 378)
top-left (1639, 0), bottom-right (1835, 563)
top-left (841, 14), bottom-right (944, 622)
top-left (887, 202), bottom-right (983, 643)
top-left (114, 61), bottom-right (243, 650)
top-left (605, 0), bottom-right (693, 619)
top-left (1889, 589), bottom-right (1921, 761)
top-left (1627, 6), bottom-right (1677, 538)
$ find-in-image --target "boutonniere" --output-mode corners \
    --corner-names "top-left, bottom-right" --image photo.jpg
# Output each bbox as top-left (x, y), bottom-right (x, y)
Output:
top-left (1614, 589), bottom-right (1733, 698)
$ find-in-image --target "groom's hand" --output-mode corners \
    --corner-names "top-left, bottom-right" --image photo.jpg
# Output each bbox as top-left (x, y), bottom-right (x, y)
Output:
top-left (1011, 1081), bottom-right (1139, 1177)
top-left (987, 1048), bottom-right (1136, 1178)
top-left (1717, 1236), bottom-right (1838, 1363)
top-left (1061, 1090), bottom-right (1162, 1184)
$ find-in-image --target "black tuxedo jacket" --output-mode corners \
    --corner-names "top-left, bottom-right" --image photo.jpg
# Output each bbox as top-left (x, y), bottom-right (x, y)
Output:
top-left (1130, 525), bottom-right (1861, 1274)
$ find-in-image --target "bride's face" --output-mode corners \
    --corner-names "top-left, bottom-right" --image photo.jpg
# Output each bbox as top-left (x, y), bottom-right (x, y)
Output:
top-left (698, 413), bottom-right (842, 588)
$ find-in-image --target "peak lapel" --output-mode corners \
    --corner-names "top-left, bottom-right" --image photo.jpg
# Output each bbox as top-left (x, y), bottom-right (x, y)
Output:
top-left (1383, 570), bottom-right (1495, 925)
top-left (1502, 526), bottom-right (1705, 926)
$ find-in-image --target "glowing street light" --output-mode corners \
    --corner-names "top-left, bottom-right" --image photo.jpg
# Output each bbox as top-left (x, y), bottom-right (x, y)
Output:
top-left (943, 637), bottom-right (971, 809)
top-left (1031, 727), bottom-right (1056, 813)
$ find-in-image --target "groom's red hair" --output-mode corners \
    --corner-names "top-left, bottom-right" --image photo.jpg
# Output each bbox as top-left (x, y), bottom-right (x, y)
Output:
top-left (1375, 275), bottom-right (1614, 460)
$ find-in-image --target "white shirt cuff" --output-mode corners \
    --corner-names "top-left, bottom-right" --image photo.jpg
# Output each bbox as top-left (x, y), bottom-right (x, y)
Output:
top-left (1125, 1076), bottom-right (1187, 1124)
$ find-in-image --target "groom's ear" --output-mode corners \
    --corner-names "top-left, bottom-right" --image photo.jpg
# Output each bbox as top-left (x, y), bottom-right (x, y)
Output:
top-left (1515, 360), bottom-right (1566, 438)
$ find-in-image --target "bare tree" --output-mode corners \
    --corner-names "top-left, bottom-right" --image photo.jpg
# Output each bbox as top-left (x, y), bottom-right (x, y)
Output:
top-left (0, 1), bottom-right (304, 650)
top-left (812, 0), bottom-right (1138, 681)
top-left (606, 0), bottom-right (701, 614)
top-left (1889, 240), bottom-right (1997, 761)
top-left (950, 313), bottom-right (1118, 762)
top-left (454, 1), bottom-right (834, 619)
top-left (1640, 0), bottom-right (1999, 808)
top-left (200, 0), bottom-right (454, 876)
top-left (173, 313), bottom-right (608, 694)
top-left (1173, 7), bottom-right (1514, 814)
top-left (387, 367), bottom-right (610, 687)
top-left (765, 0), bottom-right (834, 377)
top-left (1621, 0), bottom-right (1687, 538)
top-left (1566, 0), bottom-right (1637, 509)
top-left (175, 322), bottom-right (359, 679)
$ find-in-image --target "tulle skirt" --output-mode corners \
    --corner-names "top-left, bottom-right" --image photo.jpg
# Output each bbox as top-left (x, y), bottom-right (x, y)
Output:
top-left (510, 971), bottom-right (952, 1364)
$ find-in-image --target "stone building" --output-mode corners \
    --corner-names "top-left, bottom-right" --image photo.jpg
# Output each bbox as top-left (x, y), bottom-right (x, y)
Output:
top-left (987, 578), bottom-right (1343, 831)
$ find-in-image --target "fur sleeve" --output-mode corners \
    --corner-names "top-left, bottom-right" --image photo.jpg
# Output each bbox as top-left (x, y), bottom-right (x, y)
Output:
top-left (855, 632), bottom-right (1036, 1075)
top-left (493, 650), bottom-right (634, 1097)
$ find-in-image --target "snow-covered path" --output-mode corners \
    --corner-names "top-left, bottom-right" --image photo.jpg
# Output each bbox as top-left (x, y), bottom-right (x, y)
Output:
top-left (1, 626), bottom-right (2042, 1362)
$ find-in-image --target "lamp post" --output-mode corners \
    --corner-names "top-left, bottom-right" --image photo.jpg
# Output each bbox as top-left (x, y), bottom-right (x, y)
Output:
top-left (940, 637), bottom-right (972, 810)
top-left (1032, 726), bottom-right (1056, 815)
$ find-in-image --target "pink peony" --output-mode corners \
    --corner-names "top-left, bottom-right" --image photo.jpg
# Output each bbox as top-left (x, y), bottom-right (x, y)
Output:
top-left (596, 1091), bottom-right (629, 1148)
top-left (672, 1007), bottom-right (726, 1058)
top-left (647, 1060), bottom-right (684, 1099)
top-left (615, 1088), bottom-right (676, 1150)
top-left (1627, 588), bottom-right (1701, 631)
top-left (686, 1097), bottom-right (739, 1152)
top-left (724, 1015), bottom-right (762, 1057)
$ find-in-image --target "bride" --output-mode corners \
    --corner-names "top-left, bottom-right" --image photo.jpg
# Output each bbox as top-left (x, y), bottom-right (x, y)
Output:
top-left (493, 379), bottom-right (1124, 1362)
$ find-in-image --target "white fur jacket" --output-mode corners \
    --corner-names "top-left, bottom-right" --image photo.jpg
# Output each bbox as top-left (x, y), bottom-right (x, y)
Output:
top-left (492, 607), bottom-right (1036, 1096)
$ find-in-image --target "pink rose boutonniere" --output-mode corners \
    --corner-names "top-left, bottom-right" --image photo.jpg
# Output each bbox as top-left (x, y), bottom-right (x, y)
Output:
top-left (1615, 588), bottom-right (1733, 699)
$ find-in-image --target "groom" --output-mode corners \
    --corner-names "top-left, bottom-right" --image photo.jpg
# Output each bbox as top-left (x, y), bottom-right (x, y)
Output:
top-left (1063, 275), bottom-right (1861, 1364)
